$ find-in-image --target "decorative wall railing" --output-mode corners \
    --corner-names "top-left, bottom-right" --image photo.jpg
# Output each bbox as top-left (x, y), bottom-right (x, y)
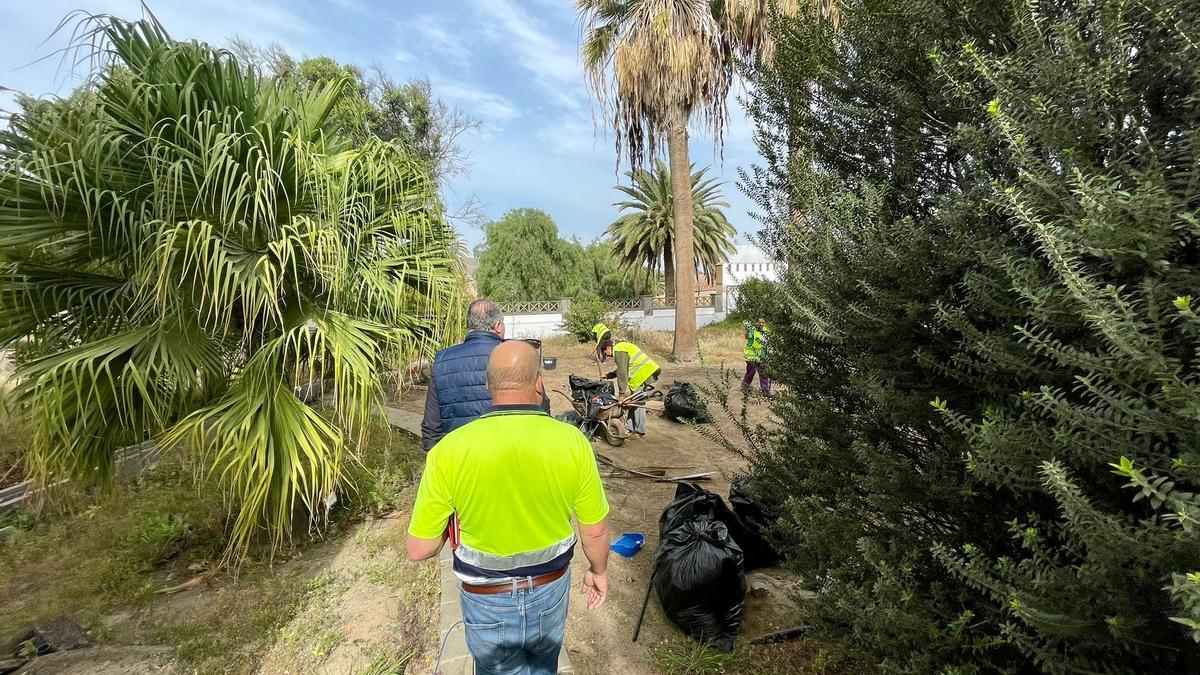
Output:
top-left (498, 292), bottom-right (726, 316)
top-left (605, 298), bottom-right (642, 311)
top-left (498, 299), bottom-right (563, 314)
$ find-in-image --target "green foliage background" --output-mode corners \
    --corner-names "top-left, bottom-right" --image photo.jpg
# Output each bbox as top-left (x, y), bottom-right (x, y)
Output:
top-left (737, 0), bottom-right (1200, 671)
top-left (474, 208), bottom-right (642, 301)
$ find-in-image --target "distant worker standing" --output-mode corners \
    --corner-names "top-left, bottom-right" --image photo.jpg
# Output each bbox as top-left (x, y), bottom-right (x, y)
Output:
top-left (596, 327), bottom-right (661, 437)
top-left (407, 341), bottom-right (611, 674)
top-left (743, 317), bottom-right (770, 396)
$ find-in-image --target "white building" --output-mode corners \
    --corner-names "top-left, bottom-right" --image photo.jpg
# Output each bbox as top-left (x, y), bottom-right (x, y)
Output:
top-left (717, 244), bottom-right (780, 309)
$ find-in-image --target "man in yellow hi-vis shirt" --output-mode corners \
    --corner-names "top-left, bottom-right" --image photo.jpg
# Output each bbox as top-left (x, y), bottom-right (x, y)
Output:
top-left (598, 334), bottom-right (661, 437)
top-left (407, 341), bottom-right (611, 674)
top-left (743, 316), bottom-right (770, 396)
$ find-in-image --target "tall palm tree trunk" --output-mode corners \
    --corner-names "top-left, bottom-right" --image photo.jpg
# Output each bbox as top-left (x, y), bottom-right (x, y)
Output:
top-left (668, 113), bottom-right (698, 362)
top-left (664, 247), bottom-right (676, 300)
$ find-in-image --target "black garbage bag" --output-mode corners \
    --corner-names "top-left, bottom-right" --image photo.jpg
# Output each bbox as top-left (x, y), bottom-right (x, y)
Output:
top-left (652, 519), bottom-right (747, 652)
top-left (663, 382), bottom-right (711, 423)
top-left (663, 483), bottom-right (760, 549)
top-left (729, 477), bottom-right (782, 570)
top-left (569, 374), bottom-right (613, 400)
top-left (660, 482), bottom-right (738, 538)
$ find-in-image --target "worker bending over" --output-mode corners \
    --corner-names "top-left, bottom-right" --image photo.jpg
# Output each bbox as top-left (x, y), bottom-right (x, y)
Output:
top-left (407, 341), bottom-right (611, 674)
top-left (594, 323), bottom-right (661, 437)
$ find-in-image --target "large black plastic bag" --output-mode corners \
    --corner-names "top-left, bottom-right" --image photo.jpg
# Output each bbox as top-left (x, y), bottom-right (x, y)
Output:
top-left (663, 382), bottom-right (711, 423)
top-left (661, 483), bottom-right (762, 563)
top-left (729, 477), bottom-right (782, 570)
top-left (652, 519), bottom-right (747, 652)
top-left (660, 482), bottom-right (737, 538)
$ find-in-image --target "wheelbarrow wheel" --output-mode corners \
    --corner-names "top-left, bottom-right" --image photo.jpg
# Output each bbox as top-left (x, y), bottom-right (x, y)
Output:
top-left (601, 419), bottom-right (626, 447)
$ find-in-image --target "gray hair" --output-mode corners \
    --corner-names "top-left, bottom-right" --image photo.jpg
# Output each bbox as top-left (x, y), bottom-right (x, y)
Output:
top-left (467, 298), bottom-right (504, 333)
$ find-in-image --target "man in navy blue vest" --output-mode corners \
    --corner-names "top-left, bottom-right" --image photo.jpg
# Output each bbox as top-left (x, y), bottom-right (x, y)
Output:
top-left (421, 299), bottom-right (550, 451)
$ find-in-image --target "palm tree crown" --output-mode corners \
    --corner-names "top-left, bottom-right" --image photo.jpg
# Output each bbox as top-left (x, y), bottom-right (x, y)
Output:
top-left (608, 161), bottom-right (735, 297)
top-left (0, 16), bottom-right (463, 556)
top-left (579, 0), bottom-right (834, 360)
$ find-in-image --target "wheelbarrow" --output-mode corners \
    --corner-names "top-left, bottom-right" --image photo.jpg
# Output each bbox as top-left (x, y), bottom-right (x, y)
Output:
top-left (557, 375), bottom-right (663, 447)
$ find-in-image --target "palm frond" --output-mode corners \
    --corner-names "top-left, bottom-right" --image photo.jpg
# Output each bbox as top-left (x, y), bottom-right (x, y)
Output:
top-left (0, 14), bottom-right (465, 558)
top-left (606, 162), bottom-right (735, 282)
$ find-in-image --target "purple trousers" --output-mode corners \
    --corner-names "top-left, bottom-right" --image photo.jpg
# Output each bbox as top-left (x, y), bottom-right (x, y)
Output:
top-left (743, 361), bottom-right (770, 393)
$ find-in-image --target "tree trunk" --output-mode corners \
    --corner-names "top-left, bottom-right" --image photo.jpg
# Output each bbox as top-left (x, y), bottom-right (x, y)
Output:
top-left (667, 113), bottom-right (698, 362)
top-left (664, 248), bottom-right (675, 301)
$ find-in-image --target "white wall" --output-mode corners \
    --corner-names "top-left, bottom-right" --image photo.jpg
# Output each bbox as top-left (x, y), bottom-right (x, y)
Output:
top-left (503, 307), bottom-right (728, 340)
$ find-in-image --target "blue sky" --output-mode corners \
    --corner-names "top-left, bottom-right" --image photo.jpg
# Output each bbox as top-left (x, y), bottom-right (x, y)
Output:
top-left (0, 0), bottom-right (762, 248)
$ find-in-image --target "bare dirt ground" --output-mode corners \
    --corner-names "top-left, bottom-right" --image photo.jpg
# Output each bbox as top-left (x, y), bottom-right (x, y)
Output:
top-left (256, 511), bottom-right (439, 674)
top-left (393, 331), bottom-right (819, 674)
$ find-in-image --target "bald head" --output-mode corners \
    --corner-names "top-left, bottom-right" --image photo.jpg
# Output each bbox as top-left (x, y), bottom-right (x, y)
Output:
top-left (487, 341), bottom-right (543, 405)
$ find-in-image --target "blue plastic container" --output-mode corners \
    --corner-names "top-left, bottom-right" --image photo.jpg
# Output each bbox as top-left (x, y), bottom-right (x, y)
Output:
top-left (610, 532), bottom-right (645, 557)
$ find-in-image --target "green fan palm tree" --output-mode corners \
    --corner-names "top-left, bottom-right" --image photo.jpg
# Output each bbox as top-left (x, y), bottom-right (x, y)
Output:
top-left (579, 0), bottom-right (837, 361)
top-left (608, 161), bottom-right (735, 299)
top-left (0, 16), bottom-right (464, 556)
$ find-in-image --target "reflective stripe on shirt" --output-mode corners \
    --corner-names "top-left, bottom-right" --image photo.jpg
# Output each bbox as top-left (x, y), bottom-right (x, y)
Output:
top-left (455, 533), bottom-right (576, 571)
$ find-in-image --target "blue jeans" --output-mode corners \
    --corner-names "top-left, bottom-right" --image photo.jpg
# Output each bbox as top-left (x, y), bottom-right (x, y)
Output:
top-left (460, 570), bottom-right (571, 674)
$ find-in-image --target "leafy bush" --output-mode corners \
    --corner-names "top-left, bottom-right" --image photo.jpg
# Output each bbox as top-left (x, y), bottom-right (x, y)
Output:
top-left (0, 16), bottom-right (462, 557)
top-left (561, 296), bottom-right (626, 343)
top-left (126, 513), bottom-right (191, 569)
top-left (737, 0), bottom-right (1200, 671)
top-left (729, 278), bottom-right (776, 324)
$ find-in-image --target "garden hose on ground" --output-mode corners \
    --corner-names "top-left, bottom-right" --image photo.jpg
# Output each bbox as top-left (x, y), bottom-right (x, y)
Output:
top-left (434, 620), bottom-right (464, 674)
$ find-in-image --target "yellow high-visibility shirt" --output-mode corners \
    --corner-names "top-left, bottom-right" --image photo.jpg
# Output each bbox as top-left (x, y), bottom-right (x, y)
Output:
top-left (745, 326), bottom-right (767, 362)
top-left (614, 341), bottom-right (659, 389)
top-left (408, 407), bottom-right (609, 577)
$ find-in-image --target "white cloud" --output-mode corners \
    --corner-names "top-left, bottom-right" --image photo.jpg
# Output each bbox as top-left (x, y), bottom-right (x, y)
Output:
top-left (393, 49), bottom-right (414, 64)
top-left (538, 113), bottom-right (610, 156)
top-left (406, 15), bottom-right (472, 69)
top-left (434, 80), bottom-right (520, 132)
top-left (468, 0), bottom-right (586, 111)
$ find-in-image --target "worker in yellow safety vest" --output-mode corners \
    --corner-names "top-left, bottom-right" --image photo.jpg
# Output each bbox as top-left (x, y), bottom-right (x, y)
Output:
top-left (591, 323), bottom-right (611, 361)
top-left (742, 317), bottom-right (770, 396)
top-left (596, 329), bottom-right (661, 437)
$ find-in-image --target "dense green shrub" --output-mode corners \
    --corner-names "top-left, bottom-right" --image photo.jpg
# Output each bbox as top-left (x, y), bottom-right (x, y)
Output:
top-left (729, 277), bottom-right (777, 324)
top-left (560, 296), bottom-right (627, 343)
top-left (737, 0), bottom-right (1200, 671)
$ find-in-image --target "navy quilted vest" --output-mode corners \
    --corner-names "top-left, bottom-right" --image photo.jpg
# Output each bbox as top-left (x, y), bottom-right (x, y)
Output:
top-left (433, 331), bottom-right (502, 434)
